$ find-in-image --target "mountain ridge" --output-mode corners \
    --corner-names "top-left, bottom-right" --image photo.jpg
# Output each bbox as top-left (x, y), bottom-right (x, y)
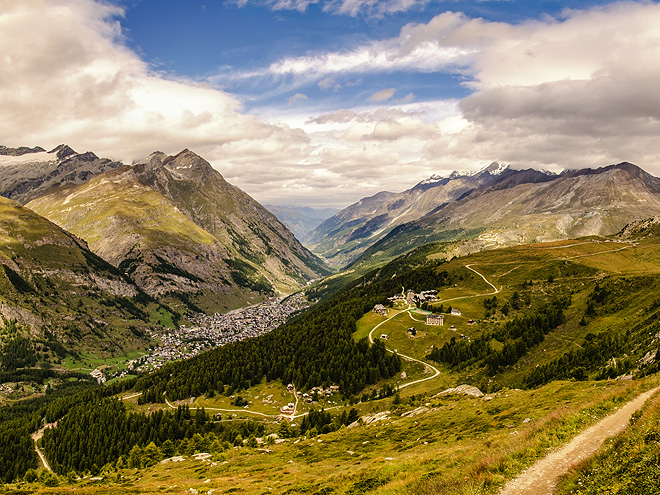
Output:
top-left (26, 148), bottom-right (330, 313)
top-left (308, 162), bottom-right (522, 266)
top-left (347, 161), bottom-right (660, 269)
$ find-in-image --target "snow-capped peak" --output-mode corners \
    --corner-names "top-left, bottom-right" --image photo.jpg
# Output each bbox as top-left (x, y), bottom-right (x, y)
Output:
top-left (476, 162), bottom-right (509, 176)
top-left (418, 162), bottom-right (509, 187)
top-left (418, 173), bottom-right (449, 185)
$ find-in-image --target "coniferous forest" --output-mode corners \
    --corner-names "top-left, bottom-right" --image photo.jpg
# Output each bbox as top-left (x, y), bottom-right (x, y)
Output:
top-left (133, 262), bottom-right (455, 403)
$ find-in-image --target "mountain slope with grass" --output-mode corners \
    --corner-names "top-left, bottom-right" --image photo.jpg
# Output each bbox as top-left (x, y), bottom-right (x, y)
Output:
top-left (0, 195), bottom-right (171, 359)
top-left (6, 217), bottom-right (660, 493)
top-left (28, 149), bottom-right (330, 313)
top-left (133, 150), bottom-right (330, 290)
top-left (307, 162), bottom-right (517, 266)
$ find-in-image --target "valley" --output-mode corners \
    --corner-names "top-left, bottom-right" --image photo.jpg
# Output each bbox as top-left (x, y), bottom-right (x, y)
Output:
top-left (3, 1), bottom-right (660, 493)
top-left (4, 226), bottom-right (660, 494)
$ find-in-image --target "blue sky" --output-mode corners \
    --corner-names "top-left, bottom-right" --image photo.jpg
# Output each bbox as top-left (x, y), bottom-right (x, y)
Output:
top-left (2, 0), bottom-right (660, 207)
top-left (114, 0), bottom-right (621, 112)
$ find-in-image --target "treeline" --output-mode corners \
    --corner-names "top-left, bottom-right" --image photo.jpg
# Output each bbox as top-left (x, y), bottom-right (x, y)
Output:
top-left (44, 398), bottom-right (219, 474)
top-left (43, 395), bottom-right (360, 476)
top-left (132, 263), bottom-right (457, 402)
top-left (428, 296), bottom-right (571, 375)
top-left (522, 331), bottom-right (628, 387)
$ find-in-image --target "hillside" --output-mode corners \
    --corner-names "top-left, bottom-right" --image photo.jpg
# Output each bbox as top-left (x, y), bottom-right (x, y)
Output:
top-left (307, 162), bottom-right (516, 266)
top-left (0, 195), bottom-right (170, 358)
top-left (27, 149), bottom-right (330, 313)
top-left (133, 150), bottom-right (330, 291)
top-left (6, 222), bottom-right (660, 492)
top-left (26, 166), bottom-right (242, 312)
top-left (349, 162), bottom-right (660, 269)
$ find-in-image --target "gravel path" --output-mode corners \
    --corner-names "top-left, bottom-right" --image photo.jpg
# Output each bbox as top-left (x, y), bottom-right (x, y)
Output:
top-left (498, 386), bottom-right (660, 495)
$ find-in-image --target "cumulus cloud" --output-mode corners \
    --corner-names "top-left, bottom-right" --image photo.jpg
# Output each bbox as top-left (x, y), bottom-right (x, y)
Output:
top-left (3, 0), bottom-right (660, 210)
top-left (0, 0), bottom-right (308, 170)
top-left (263, 1), bottom-right (660, 181)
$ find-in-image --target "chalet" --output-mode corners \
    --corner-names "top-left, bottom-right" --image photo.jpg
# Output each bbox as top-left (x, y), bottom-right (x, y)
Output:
top-left (449, 325), bottom-right (457, 331)
top-left (406, 327), bottom-right (417, 336)
top-left (373, 304), bottom-right (388, 316)
top-left (426, 314), bottom-right (444, 326)
top-left (406, 290), bottom-right (416, 304)
top-left (380, 334), bottom-right (389, 340)
top-left (467, 319), bottom-right (475, 325)
top-left (286, 383), bottom-right (294, 392)
top-left (451, 308), bottom-right (462, 316)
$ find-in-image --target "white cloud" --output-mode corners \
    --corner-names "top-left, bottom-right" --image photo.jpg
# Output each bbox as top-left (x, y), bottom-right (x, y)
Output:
top-left (0, 0), bottom-right (312, 183)
top-left (367, 88), bottom-right (396, 102)
top-left (262, 1), bottom-right (660, 204)
top-left (288, 93), bottom-right (309, 105)
top-left (234, 0), bottom-right (433, 17)
top-left (224, 14), bottom-right (475, 87)
top-left (318, 77), bottom-right (342, 91)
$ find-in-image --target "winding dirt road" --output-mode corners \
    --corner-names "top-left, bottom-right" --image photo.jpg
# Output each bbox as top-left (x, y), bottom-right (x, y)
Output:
top-left (498, 386), bottom-right (660, 495)
top-left (367, 303), bottom-right (441, 390)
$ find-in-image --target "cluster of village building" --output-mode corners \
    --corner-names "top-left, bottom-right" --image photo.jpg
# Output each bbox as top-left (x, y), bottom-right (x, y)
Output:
top-left (280, 383), bottom-right (340, 414)
top-left (100, 293), bottom-right (309, 380)
top-left (374, 288), bottom-right (476, 341)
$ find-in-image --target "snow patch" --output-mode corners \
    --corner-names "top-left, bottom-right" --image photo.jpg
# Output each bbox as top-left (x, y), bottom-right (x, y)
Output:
top-left (0, 152), bottom-right (52, 166)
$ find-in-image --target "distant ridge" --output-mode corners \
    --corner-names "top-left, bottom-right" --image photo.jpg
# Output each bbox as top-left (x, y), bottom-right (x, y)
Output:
top-left (0, 144), bottom-right (123, 204)
top-left (307, 162), bottom-right (521, 266)
top-left (346, 161), bottom-right (660, 269)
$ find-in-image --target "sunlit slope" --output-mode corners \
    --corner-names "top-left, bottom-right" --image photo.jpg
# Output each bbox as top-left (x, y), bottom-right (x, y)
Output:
top-left (0, 196), bottom-right (168, 354)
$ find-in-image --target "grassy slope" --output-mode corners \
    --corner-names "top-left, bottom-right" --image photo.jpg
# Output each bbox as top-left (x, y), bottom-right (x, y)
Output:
top-left (20, 379), bottom-right (658, 495)
top-left (0, 197), bottom-right (169, 357)
top-left (26, 169), bottom-right (266, 314)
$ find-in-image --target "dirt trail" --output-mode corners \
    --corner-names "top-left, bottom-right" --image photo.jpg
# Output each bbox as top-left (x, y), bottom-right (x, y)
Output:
top-left (31, 423), bottom-right (56, 472)
top-left (498, 386), bottom-right (660, 495)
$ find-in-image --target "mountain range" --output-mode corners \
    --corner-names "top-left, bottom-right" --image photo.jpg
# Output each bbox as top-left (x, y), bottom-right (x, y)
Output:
top-left (0, 145), bottom-right (330, 332)
top-left (308, 161), bottom-right (660, 269)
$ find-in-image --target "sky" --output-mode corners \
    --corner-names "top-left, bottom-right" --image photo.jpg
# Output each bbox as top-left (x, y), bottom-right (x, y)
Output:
top-left (2, 0), bottom-right (660, 208)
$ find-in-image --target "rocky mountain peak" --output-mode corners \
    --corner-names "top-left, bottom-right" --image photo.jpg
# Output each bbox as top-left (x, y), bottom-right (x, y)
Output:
top-left (136, 149), bottom-right (220, 182)
top-left (49, 144), bottom-right (77, 161)
top-left (0, 145), bottom-right (45, 156)
top-left (475, 161), bottom-right (509, 177)
top-left (417, 162), bottom-right (509, 189)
